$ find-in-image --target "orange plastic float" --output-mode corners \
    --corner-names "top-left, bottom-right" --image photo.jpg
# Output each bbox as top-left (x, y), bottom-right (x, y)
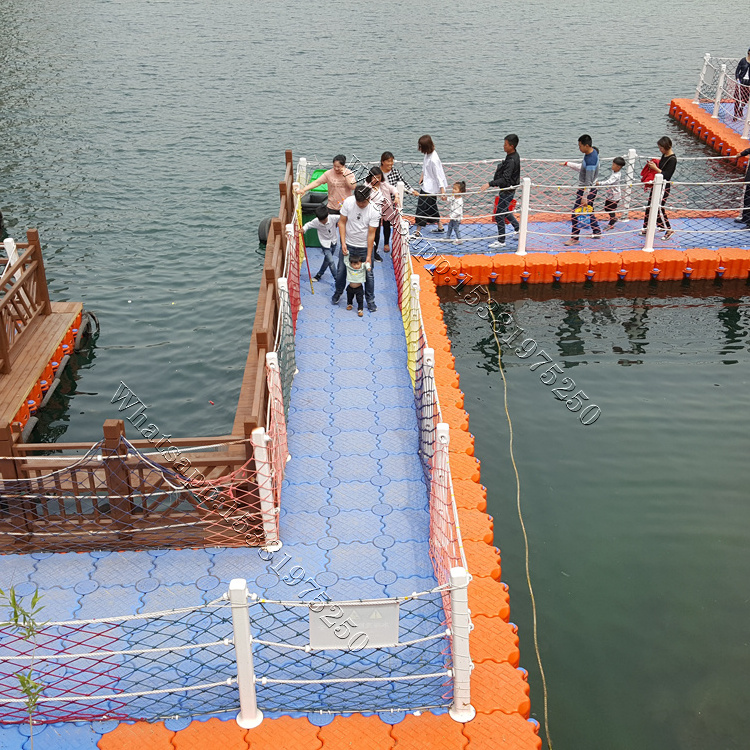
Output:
top-left (670, 98), bottom-right (750, 167)
top-left (457, 507), bottom-right (494, 544)
top-left (390, 712), bottom-right (468, 750)
top-left (452, 479), bottom-right (488, 512)
top-left (522, 254), bottom-right (557, 284)
top-left (468, 576), bottom-right (510, 621)
top-left (718, 248), bottom-right (750, 279)
top-left (462, 712), bottom-right (542, 749)
top-left (619, 249), bottom-right (654, 281)
top-left (172, 717), bottom-right (250, 750)
top-left (555, 251), bottom-right (591, 283)
top-left (317, 714), bottom-right (395, 750)
top-left (471, 616), bottom-right (521, 667)
top-left (685, 248), bottom-right (720, 279)
top-left (492, 254), bottom-right (526, 284)
top-left (653, 248), bottom-right (688, 280)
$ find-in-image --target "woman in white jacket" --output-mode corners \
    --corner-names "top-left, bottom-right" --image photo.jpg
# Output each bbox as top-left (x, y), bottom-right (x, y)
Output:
top-left (414, 134), bottom-right (448, 236)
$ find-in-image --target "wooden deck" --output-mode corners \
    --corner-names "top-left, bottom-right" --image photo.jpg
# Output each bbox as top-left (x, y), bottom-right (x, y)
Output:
top-left (0, 300), bottom-right (81, 425)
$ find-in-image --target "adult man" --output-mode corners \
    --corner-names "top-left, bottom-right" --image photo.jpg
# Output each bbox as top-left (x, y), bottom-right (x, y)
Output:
top-left (734, 148), bottom-right (750, 226)
top-left (333, 185), bottom-right (381, 312)
top-left (295, 154), bottom-right (356, 213)
top-left (734, 49), bottom-right (750, 121)
top-left (481, 134), bottom-right (521, 249)
top-left (564, 134), bottom-right (601, 246)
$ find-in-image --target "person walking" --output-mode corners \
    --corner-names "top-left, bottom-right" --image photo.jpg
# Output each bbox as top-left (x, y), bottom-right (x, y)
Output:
top-left (365, 166), bottom-right (400, 261)
top-left (734, 49), bottom-right (750, 121)
top-left (414, 135), bottom-right (448, 236)
top-left (481, 134), bottom-right (521, 249)
top-left (378, 152), bottom-right (419, 253)
top-left (733, 147), bottom-right (750, 226)
top-left (295, 154), bottom-right (356, 214)
top-left (333, 185), bottom-right (381, 312)
top-left (641, 136), bottom-right (677, 240)
top-left (564, 134), bottom-right (601, 246)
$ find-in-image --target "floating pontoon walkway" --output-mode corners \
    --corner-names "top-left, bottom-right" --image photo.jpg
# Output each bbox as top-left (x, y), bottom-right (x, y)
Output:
top-left (0, 247), bottom-right (539, 748)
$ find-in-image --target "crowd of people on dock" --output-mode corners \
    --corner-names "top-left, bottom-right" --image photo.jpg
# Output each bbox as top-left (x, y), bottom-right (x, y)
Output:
top-left (295, 127), bottom-right (750, 314)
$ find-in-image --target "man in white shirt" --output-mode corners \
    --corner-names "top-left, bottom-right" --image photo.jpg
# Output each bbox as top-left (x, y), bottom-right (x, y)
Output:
top-left (333, 185), bottom-right (381, 312)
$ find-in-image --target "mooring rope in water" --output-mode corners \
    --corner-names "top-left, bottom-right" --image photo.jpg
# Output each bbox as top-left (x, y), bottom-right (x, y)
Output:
top-left (486, 292), bottom-right (553, 750)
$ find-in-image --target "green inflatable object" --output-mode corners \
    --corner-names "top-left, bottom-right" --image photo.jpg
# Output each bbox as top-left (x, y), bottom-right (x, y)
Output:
top-left (310, 168), bottom-right (328, 193)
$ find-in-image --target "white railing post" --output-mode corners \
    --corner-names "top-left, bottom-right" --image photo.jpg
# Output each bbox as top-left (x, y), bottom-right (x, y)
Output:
top-left (695, 53), bottom-right (711, 103)
top-left (643, 173), bottom-right (664, 253)
top-left (622, 148), bottom-right (637, 221)
top-left (515, 177), bottom-right (531, 256)
top-left (448, 566), bottom-right (476, 723)
top-left (409, 274), bottom-right (421, 374)
top-left (251, 427), bottom-right (279, 547)
top-left (712, 64), bottom-right (727, 119)
top-left (297, 157), bottom-right (307, 187)
top-left (229, 579), bottom-right (264, 729)
top-left (742, 101), bottom-right (750, 140)
top-left (396, 179), bottom-right (405, 208)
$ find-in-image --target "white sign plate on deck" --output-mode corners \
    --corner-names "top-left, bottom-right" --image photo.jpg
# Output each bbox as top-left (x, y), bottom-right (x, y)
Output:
top-left (309, 601), bottom-right (399, 650)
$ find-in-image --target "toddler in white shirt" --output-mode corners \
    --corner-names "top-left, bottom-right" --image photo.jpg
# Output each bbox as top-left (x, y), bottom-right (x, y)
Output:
top-left (446, 181), bottom-right (465, 242)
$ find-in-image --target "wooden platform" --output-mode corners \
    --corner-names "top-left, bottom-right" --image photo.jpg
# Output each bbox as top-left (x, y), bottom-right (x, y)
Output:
top-left (0, 300), bottom-right (81, 425)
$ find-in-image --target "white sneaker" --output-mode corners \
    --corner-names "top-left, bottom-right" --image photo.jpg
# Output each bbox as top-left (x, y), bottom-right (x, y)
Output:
top-left (488, 240), bottom-right (506, 248)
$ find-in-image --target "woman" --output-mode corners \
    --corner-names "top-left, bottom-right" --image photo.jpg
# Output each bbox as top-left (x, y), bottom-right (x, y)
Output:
top-left (365, 166), bottom-right (400, 261)
top-left (642, 136), bottom-right (677, 240)
top-left (379, 152), bottom-right (418, 252)
top-left (414, 135), bottom-right (448, 236)
top-left (734, 48), bottom-right (750, 121)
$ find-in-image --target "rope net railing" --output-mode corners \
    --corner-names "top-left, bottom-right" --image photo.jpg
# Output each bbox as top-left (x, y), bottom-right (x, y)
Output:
top-left (0, 585), bottom-right (456, 724)
top-left (694, 53), bottom-right (750, 138)
top-left (390, 209), bottom-right (467, 621)
top-left (245, 589), bottom-right (452, 713)
top-left (0, 599), bottom-right (235, 724)
top-left (305, 150), bottom-right (750, 254)
top-left (0, 430), bottom-right (283, 552)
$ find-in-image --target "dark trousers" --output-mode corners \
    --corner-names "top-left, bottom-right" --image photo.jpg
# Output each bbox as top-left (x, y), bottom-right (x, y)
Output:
top-left (742, 178), bottom-right (750, 223)
top-left (643, 183), bottom-right (672, 230)
top-left (604, 199), bottom-right (619, 227)
top-left (494, 191), bottom-right (519, 243)
top-left (334, 246), bottom-right (374, 305)
top-left (346, 284), bottom-right (364, 310)
top-left (571, 189), bottom-right (600, 238)
top-left (735, 83), bottom-right (750, 119)
top-left (374, 220), bottom-right (391, 249)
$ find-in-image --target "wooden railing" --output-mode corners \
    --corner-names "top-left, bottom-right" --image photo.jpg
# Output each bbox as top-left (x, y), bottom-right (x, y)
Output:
top-left (0, 229), bottom-right (51, 374)
top-left (232, 149), bottom-right (294, 454)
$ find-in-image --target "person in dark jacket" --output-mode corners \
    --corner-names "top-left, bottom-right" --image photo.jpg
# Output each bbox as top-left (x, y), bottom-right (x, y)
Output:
top-left (734, 49), bottom-right (750, 121)
top-left (734, 147), bottom-right (750, 226)
top-left (481, 134), bottom-right (520, 248)
top-left (641, 136), bottom-right (677, 240)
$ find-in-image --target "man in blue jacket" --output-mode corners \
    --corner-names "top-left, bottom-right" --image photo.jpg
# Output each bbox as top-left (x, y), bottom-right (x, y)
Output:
top-left (564, 134), bottom-right (601, 246)
top-left (482, 134), bottom-right (520, 249)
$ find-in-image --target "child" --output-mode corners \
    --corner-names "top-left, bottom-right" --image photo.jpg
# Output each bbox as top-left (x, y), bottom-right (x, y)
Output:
top-left (446, 181), bottom-right (465, 242)
top-left (344, 255), bottom-right (370, 317)
top-left (597, 156), bottom-right (626, 230)
top-left (302, 205), bottom-right (339, 281)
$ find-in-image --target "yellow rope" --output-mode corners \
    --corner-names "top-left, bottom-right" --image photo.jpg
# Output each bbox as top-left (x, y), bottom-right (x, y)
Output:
top-left (486, 292), bottom-right (553, 750)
